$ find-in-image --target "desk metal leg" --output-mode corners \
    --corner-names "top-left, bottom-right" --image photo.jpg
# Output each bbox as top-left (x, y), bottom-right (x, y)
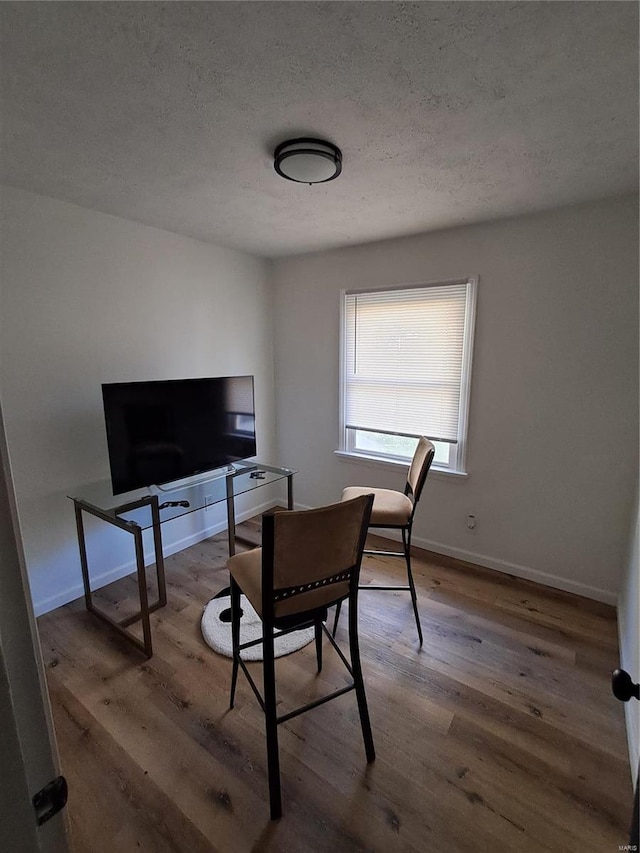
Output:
top-left (74, 503), bottom-right (93, 612)
top-left (150, 496), bottom-right (167, 607)
top-left (226, 473), bottom-right (236, 557)
top-left (73, 498), bottom-right (166, 658)
top-left (133, 525), bottom-right (152, 655)
top-left (225, 469), bottom-right (295, 556)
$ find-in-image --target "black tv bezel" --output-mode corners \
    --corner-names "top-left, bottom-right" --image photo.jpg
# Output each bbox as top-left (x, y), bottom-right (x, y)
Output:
top-left (101, 375), bottom-right (257, 495)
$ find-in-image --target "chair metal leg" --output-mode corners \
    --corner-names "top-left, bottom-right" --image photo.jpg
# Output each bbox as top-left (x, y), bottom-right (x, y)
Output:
top-left (332, 600), bottom-right (342, 637)
top-left (403, 528), bottom-right (423, 646)
top-left (263, 620), bottom-right (282, 820)
top-left (229, 578), bottom-right (241, 708)
top-left (335, 529), bottom-right (423, 645)
top-left (315, 620), bottom-right (323, 672)
top-left (348, 595), bottom-right (375, 763)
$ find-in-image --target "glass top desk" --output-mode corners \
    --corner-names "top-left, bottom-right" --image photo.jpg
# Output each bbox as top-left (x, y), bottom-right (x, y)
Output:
top-left (68, 461), bottom-right (295, 658)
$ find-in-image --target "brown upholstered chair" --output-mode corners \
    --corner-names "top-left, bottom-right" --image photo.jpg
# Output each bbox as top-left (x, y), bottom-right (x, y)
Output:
top-left (335, 437), bottom-right (436, 645)
top-left (227, 493), bottom-right (375, 820)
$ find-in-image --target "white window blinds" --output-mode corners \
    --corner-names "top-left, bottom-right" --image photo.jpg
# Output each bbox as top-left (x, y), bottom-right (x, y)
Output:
top-left (343, 281), bottom-right (472, 443)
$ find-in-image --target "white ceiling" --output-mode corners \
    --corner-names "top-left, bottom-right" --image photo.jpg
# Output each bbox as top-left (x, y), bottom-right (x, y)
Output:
top-left (1, 2), bottom-right (638, 258)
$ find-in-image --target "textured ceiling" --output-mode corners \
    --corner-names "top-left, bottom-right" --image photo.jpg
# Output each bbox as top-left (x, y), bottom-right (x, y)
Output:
top-left (0, 2), bottom-right (638, 258)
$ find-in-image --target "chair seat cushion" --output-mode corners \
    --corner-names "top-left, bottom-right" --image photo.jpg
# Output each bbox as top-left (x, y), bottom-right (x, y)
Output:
top-left (341, 486), bottom-right (413, 526)
top-left (228, 547), bottom-right (350, 619)
top-left (228, 547), bottom-right (263, 613)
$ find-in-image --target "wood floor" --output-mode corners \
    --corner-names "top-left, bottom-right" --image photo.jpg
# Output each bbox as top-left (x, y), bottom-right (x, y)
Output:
top-left (38, 517), bottom-right (633, 853)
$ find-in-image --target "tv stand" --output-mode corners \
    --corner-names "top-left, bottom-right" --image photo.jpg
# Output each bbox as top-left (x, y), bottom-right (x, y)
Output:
top-left (68, 461), bottom-right (295, 658)
top-left (153, 464), bottom-right (235, 492)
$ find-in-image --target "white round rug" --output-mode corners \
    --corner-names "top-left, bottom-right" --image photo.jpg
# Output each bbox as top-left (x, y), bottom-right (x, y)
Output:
top-left (201, 594), bottom-right (315, 661)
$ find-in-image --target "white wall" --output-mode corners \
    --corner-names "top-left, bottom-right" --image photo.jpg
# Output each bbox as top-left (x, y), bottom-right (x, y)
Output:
top-left (0, 187), bottom-right (278, 614)
top-left (1, 188), bottom-right (636, 614)
top-left (271, 195), bottom-right (639, 603)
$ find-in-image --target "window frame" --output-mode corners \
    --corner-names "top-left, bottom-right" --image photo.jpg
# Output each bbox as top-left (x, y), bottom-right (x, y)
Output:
top-left (338, 276), bottom-right (478, 475)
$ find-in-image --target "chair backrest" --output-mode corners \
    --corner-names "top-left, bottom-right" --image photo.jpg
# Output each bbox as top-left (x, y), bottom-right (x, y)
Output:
top-left (406, 437), bottom-right (436, 505)
top-left (261, 494), bottom-right (374, 619)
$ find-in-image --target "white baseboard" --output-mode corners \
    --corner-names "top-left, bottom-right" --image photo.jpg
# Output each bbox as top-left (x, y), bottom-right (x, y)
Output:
top-left (34, 498), bottom-right (279, 616)
top-left (413, 535), bottom-right (617, 605)
top-left (293, 501), bottom-right (617, 605)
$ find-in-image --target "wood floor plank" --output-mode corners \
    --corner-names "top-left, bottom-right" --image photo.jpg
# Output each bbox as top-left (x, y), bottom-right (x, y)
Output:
top-left (37, 519), bottom-right (633, 852)
top-left (48, 679), bottom-right (217, 853)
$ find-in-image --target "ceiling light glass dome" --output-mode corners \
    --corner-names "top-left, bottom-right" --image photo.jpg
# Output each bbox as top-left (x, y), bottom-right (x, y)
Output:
top-left (274, 138), bottom-right (342, 184)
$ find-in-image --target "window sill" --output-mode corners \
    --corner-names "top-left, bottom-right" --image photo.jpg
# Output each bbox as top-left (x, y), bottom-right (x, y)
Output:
top-left (334, 450), bottom-right (468, 481)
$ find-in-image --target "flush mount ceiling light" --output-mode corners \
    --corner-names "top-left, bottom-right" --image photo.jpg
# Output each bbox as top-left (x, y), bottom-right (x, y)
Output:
top-left (274, 138), bottom-right (342, 185)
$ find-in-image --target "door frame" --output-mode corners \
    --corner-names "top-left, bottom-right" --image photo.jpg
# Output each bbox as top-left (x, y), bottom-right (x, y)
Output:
top-left (0, 399), bottom-right (70, 852)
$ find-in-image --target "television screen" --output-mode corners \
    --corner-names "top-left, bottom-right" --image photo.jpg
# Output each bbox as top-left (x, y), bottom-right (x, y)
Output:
top-left (102, 376), bottom-right (257, 494)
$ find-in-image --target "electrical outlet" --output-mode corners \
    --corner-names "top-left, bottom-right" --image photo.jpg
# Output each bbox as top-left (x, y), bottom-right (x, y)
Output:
top-left (466, 514), bottom-right (477, 531)
top-left (205, 494), bottom-right (215, 511)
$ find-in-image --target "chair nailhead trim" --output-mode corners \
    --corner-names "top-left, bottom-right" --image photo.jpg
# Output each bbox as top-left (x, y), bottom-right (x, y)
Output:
top-left (274, 570), bottom-right (351, 601)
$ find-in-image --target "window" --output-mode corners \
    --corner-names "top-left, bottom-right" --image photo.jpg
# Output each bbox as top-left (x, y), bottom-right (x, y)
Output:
top-left (339, 278), bottom-right (477, 474)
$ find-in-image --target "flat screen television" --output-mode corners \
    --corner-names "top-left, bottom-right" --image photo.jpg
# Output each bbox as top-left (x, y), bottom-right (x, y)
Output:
top-left (102, 376), bottom-right (257, 494)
